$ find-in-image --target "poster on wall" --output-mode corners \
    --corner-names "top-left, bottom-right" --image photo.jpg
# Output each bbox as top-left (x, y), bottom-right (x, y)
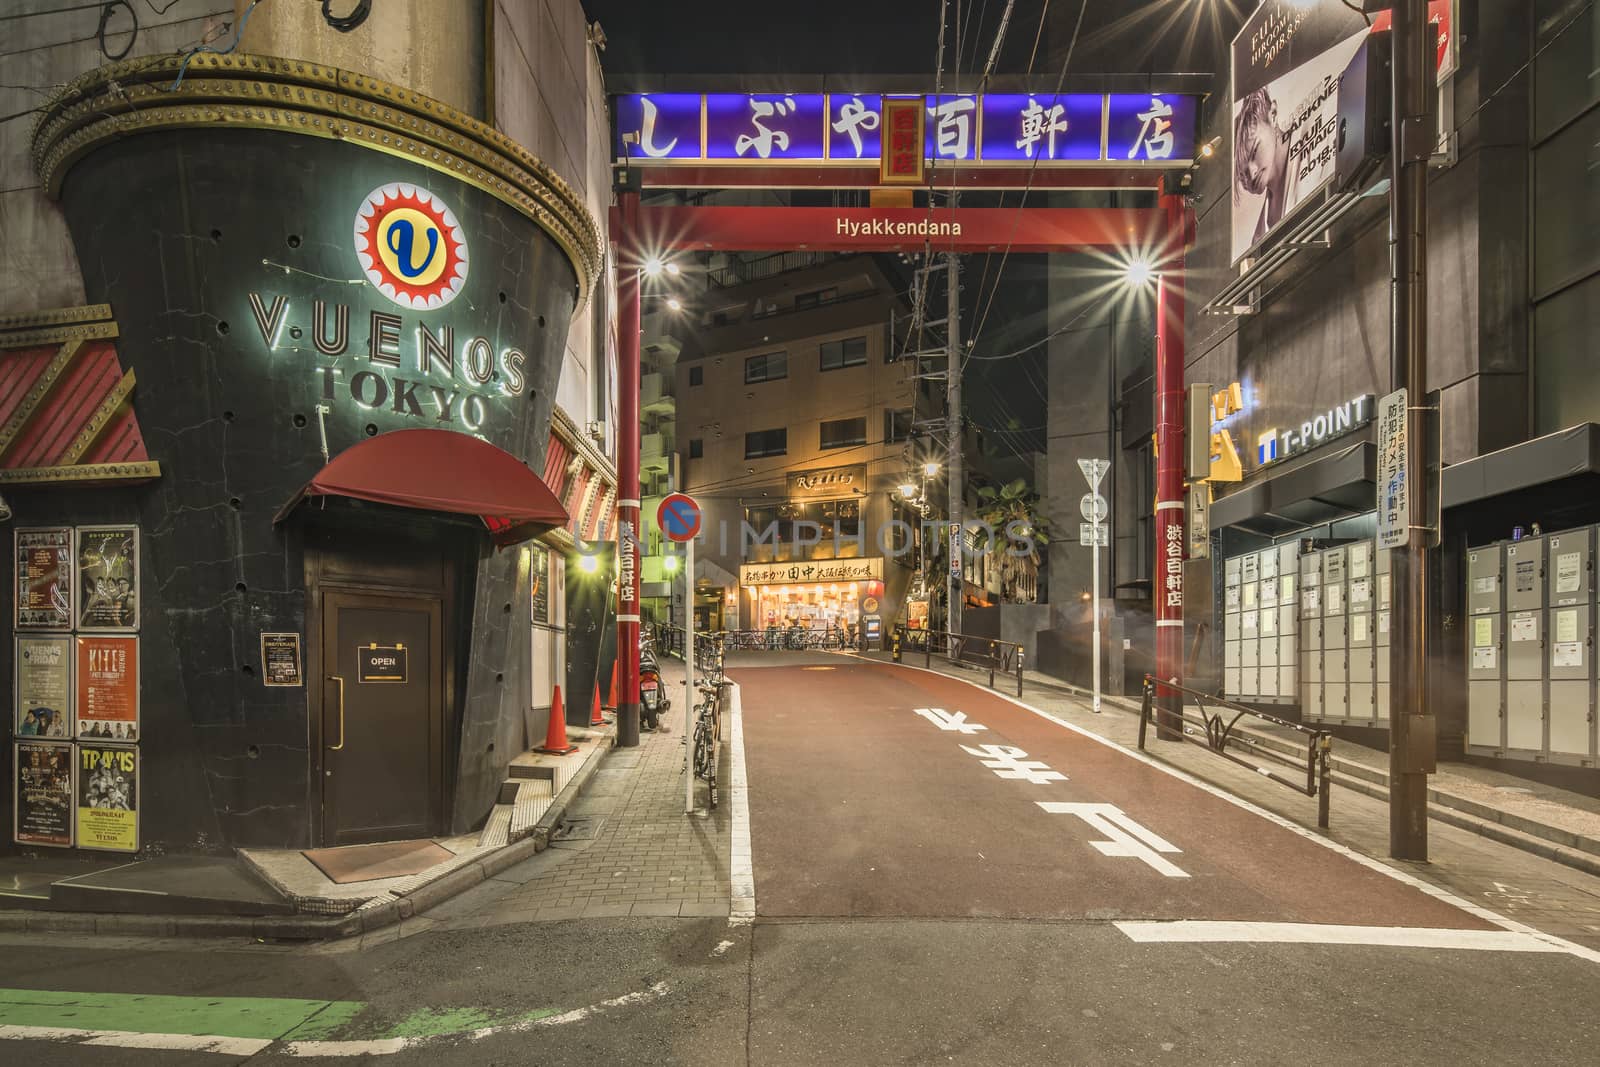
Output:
top-left (75, 636), bottom-right (139, 742)
top-left (14, 527), bottom-right (72, 631)
top-left (76, 744), bottom-right (138, 853)
top-left (76, 525), bottom-right (139, 631)
top-left (16, 636), bottom-right (73, 739)
top-left (14, 740), bottom-right (74, 848)
top-left (530, 544), bottom-right (550, 625)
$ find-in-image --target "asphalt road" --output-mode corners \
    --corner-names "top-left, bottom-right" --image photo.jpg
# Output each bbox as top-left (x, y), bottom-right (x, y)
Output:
top-left (1, 655), bottom-right (1598, 1064)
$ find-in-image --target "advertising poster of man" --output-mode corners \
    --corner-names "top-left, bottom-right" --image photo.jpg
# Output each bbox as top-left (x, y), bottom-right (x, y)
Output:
top-left (14, 527), bottom-right (72, 631)
top-left (1230, 1), bottom-right (1368, 263)
top-left (14, 740), bottom-right (74, 848)
top-left (76, 744), bottom-right (138, 853)
top-left (16, 635), bottom-right (73, 738)
top-left (76, 525), bottom-right (139, 631)
top-left (75, 635), bottom-right (139, 742)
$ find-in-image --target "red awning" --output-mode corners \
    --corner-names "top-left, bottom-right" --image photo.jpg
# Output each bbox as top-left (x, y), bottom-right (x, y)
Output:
top-left (275, 428), bottom-right (568, 547)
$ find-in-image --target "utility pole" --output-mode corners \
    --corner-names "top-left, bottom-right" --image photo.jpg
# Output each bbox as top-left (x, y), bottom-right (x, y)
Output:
top-left (1387, 0), bottom-right (1434, 860)
top-left (946, 252), bottom-right (962, 651)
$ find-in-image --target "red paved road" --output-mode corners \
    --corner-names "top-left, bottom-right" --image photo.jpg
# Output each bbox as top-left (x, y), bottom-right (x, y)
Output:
top-left (734, 658), bottom-right (1493, 930)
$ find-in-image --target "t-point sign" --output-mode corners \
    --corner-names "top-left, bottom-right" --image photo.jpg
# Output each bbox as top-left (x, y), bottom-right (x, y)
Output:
top-left (657, 493), bottom-right (702, 543)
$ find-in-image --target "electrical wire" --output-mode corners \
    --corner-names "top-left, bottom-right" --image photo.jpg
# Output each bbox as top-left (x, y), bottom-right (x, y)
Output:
top-left (166, 0), bottom-right (261, 91)
top-left (97, 1), bottom-right (136, 60)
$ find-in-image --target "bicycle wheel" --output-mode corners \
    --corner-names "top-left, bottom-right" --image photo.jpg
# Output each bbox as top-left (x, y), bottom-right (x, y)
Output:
top-left (692, 714), bottom-right (712, 779)
top-left (707, 748), bottom-right (719, 809)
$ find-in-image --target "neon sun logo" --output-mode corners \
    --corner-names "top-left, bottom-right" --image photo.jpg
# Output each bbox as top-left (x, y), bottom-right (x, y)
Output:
top-left (354, 184), bottom-right (469, 310)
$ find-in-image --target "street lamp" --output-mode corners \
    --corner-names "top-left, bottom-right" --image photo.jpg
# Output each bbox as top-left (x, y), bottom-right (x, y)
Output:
top-left (663, 553), bottom-right (679, 574)
top-left (643, 256), bottom-right (664, 277)
top-left (1124, 258), bottom-right (1155, 289)
top-left (922, 460), bottom-right (940, 477)
top-left (898, 482), bottom-right (919, 499)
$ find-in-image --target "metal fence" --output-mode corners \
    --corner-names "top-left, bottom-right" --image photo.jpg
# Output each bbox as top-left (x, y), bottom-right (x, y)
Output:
top-left (892, 626), bottom-right (1025, 698)
top-left (1138, 676), bottom-right (1334, 829)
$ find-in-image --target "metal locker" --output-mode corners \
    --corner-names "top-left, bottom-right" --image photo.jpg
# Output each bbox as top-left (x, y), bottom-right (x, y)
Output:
top-left (1376, 547), bottom-right (1393, 610)
top-left (1507, 610), bottom-right (1543, 680)
top-left (1239, 666), bottom-right (1258, 697)
top-left (1325, 679), bottom-right (1348, 720)
top-left (1242, 581), bottom-right (1259, 611)
top-left (1548, 603), bottom-right (1591, 759)
top-left (1376, 682), bottom-right (1391, 721)
top-left (1242, 552), bottom-right (1259, 584)
top-left (1302, 583), bottom-right (1322, 619)
top-left (1467, 545), bottom-right (1504, 616)
top-left (1225, 639), bottom-right (1240, 668)
top-left (1467, 612), bottom-right (1504, 751)
top-left (1300, 550), bottom-right (1321, 583)
top-left (1242, 637), bottom-right (1259, 668)
top-left (1279, 573), bottom-right (1299, 632)
top-left (1348, 611), bottom-right (1374, 722)
top-left (1506, 606), bottom-right (1544, 754)
top-left (1324, 546), bottom-right (1347, 587)
top-left (1242, 609), bottom-right (1260, 641)
top-left (1505, 538), bottom-right (1545, 613)
top-left (1259, 664), bottom-right (1279, 698)
top-left (1303, 619), bottom-right (1323, 684)
top-left (1260, 606), bottom-right (1279, 641)
top-left (1324, 614), bottom-right (1348, 653)
top-left (1225, 667), bottom-right (1240, 698)
top-left (1225, 584), bottom-right (1241, 611)
top-left (1260, 548), bottom-right (1279, 582)
top-left (1279, 663), bottom-right (1297, 695)
top-left (1349, 575), bottom-right (1373, 613)
top-left (1324, 580), bottom-right (1345, 617)
top-left (1307, 682), bottom-right (1325, 721)
top-left (1261, 631), bottom-right (1279, 667)
top-left (1226, 555), bottom-right (1242, 584)
top-left (1258, 572), bottom-right (1277, 607)
top-left (1279, 634), bottom-right (1297, 668)
top-left (1225, 612), bottom-right (1241, 641)
top-left (1348, 541), bottom-right (1371, 580)
top-left (1507, 678), bottom-right (1544, 753)
top-left (1547, 529), bottom-right (1592, 606)
top-left (1348, 676), bottom-right (1374, 721)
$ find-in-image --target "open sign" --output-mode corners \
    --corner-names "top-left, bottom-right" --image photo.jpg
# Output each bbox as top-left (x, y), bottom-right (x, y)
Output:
top-left (357, 644), bottom-right (408, 683)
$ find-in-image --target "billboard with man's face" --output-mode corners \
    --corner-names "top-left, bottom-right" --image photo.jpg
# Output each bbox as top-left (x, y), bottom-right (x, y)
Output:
top-left (1230, 0), bottom-right (1454, 265)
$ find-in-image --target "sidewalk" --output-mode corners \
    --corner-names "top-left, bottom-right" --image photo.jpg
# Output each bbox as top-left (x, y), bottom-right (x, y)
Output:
top-left (860, 650), bottom-right (1600, 944)
top-left (434, 656), bottom-right (733, 925)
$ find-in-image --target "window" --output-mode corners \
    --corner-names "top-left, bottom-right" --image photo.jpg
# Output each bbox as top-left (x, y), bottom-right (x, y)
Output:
top-left (820, 335), bottom-right (868, 371)
top-left (745, 351), bottom-right (788, 384)
top-left (884, 407), bottom-right (913, 443)
top-left (745, 427), bottom-right (787, 458)
top-left (795, 287), bottom-right (838, 310)
top-left (820, 416), bottom-right (867, 450)
top-left (688, 438), bottom-right (704, 459)
top-left (689, 365), bottom-right (703, 386)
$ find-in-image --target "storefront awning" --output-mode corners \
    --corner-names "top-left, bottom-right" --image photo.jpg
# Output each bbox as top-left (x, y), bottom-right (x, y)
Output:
top-left (1442, 423), bottom-right (1600, 508)
top-left (275, 429), bottom-right (567, 547)
top-left (1209, 441), bottom-right (1376, 537)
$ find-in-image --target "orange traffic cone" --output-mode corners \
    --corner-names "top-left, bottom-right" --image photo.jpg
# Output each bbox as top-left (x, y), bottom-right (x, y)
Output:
top-left (604, 661), bottom-right (619, 709)
top-left (590, 684), bottom-right (608, 726)
top-left (536, 685), bottom-right (578, 755)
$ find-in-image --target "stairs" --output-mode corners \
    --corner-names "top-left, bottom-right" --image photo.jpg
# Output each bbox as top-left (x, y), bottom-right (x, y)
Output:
top-left (475, 751), bottom-right (571, 847)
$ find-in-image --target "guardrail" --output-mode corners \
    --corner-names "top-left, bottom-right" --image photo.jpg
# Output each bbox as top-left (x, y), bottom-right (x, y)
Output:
top-left (892, 626), bottom-right (1024, 698)
top-left (1138, 675), bottom-right (1333, 829)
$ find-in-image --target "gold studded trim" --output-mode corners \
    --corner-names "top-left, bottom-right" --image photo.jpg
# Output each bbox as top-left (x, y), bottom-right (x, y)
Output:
top-left (31, 53), bottom-right (603, 306)
top-left (0, 461), bottom-right (162, 487)
top-left (0, 304), bottom-right (113, 333)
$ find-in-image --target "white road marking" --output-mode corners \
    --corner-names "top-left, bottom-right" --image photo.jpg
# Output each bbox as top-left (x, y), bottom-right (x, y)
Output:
top-left (1038, 801), bottom-right (1189, 878)
top-left (872, 657), bottom-right (1600, 966)
top-left (959, 743), bottom-right (1068, 784)
top-left (1115, 921), bottom-right (1566, 953)
top-left (727, 682), bottom-right (757, 926)
top-left (913, 707), bottom-right (988, 733)
top-left (712, 939), bottom-right (735, 957)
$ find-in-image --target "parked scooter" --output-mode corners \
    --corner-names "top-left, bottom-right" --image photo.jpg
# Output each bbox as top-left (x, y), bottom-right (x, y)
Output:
top-left (639, 633), bottom-right (670, 731)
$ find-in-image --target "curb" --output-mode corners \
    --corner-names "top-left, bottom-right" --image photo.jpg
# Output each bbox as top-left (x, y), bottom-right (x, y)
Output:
top-left (0, 735), bottom-right (615, 942)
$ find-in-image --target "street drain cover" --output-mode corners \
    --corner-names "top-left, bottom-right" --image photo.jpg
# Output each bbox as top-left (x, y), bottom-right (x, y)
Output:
top-left (553, 815), bottom-right (606, 842)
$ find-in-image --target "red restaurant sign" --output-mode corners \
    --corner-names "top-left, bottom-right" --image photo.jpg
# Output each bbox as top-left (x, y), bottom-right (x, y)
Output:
top-left (880, 97), bottom-right (925, 185)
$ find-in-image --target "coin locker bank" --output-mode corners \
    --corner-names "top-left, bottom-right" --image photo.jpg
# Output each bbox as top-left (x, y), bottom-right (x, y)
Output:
top-left (1466, 528), bottom-right (1597, 767)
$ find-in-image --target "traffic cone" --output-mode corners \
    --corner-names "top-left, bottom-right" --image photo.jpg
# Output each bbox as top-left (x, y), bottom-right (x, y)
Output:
top-left (604, 661), bottom-right (618, 710)
top-left (590, 684), bottom-right (608, 726)
top-left (536, 685), bottom-right (578, 754)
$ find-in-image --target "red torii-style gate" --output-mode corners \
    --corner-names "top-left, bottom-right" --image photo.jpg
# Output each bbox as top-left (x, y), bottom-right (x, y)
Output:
top-left (606, 91), bottom-right (1197, 748)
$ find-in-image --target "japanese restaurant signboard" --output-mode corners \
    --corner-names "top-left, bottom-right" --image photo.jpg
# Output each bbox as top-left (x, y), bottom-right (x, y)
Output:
top-left (616, 92), bottom-right (1199, 166)
top-left (741, 558), bottom-right (884, 586)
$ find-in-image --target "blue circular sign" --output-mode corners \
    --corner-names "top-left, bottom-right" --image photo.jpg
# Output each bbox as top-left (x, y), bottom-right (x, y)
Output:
top-left (657, 493), bottom-right (701, 542)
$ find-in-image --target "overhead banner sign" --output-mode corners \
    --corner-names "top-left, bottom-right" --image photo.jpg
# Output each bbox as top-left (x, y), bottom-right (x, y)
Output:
top-left (740, 558), bottom-right (884, 586)
top-left (616, 92), bottom-right (1199, 167)
top-left (1230, 0), bottom-right (1453, 264)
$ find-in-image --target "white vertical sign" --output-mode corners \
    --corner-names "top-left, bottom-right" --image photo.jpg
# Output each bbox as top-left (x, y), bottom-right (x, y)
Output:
top-left (1377, 388), bottom-right (1409, 550)
top-left (1078, 458), bottom-right (1110, 714)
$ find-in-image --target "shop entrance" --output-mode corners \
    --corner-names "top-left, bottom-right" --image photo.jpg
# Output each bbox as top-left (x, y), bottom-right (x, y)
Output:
top-left (306, 529), bottom-right (453, 846)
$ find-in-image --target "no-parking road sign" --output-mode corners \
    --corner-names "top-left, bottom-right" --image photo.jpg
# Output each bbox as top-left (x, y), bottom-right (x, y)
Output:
top-left (657, 493), bottom-right (702, 542)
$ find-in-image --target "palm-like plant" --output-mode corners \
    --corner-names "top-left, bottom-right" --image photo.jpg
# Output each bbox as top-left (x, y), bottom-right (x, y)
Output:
top-left (976, 478), bottom-right (1051, 603)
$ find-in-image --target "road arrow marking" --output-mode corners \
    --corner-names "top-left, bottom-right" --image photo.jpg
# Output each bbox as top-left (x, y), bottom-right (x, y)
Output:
top-left (913, 707), bottom-right (987, 733)
top-left (1038, 801), bottom-right (1189, 878)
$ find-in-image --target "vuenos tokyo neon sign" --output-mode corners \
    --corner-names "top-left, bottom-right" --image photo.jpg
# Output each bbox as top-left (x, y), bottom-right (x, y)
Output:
top-left (245, 183), bottom-right (527, 433)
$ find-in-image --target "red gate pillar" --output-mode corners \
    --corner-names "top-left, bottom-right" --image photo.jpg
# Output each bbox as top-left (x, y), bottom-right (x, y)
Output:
top-left (1153, 193), bottom-right (1192, 740)
top-left (615, 190), bottom-right (642, 748)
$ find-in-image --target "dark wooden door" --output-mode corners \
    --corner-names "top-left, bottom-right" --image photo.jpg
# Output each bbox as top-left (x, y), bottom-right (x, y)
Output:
top-left (320, 590), bottom-right (443, 845)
